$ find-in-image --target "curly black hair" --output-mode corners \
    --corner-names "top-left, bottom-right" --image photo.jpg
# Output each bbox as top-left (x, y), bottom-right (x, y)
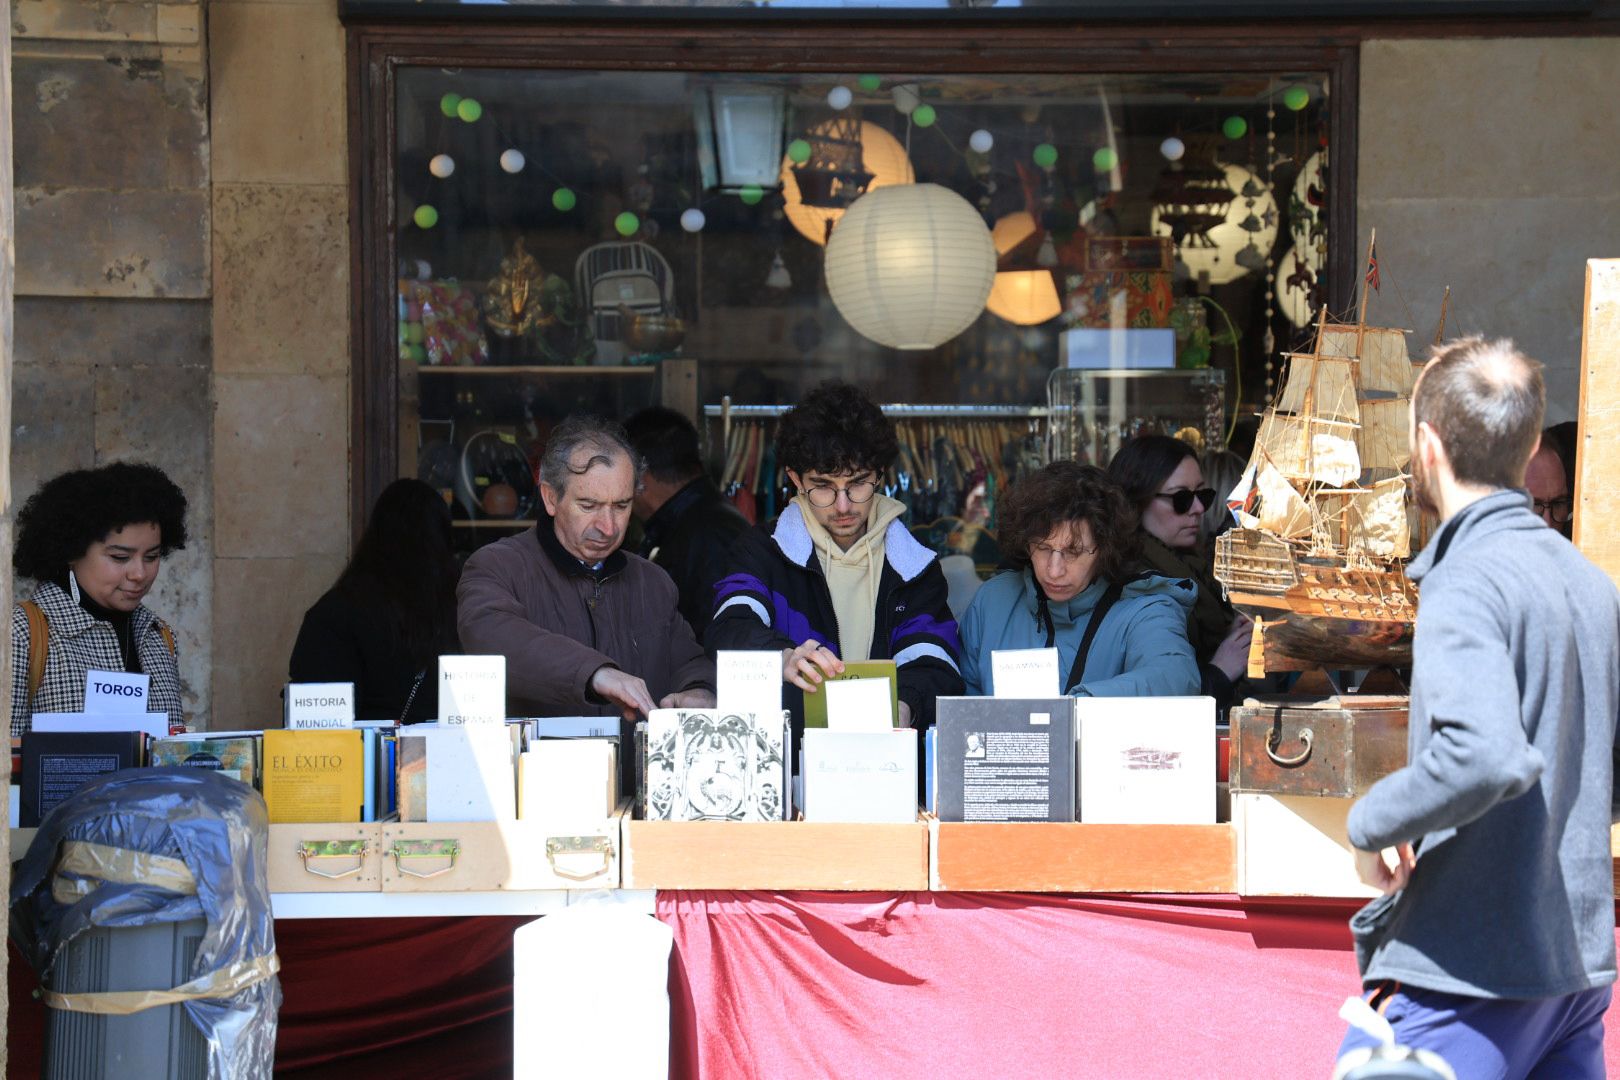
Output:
top-left (777, 382), bottom-right (898, 478)
top-left (997, 461), bottom-right (1137, 584)
top-left (14, 462), bottom-right (189, 583)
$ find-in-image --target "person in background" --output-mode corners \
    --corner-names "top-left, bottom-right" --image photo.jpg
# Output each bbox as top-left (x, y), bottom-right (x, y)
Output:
top-left (708, 382), bottom-right (963, 732)
top-left (289, 478), bottom-right (461, 723)
top-left (1338, 338), bottom-right (1618, 1076)
top-left (458, 415), bottom-right (715, 719)
top-left (959, 460), bottom-right (1200, 697)
top-left (1107, 434), bottom-right (1251, 710)
top-left (10, 462), bottom-right (189, 736)
top-left (623, 406), bottom-right (749, 640)
top-left (1526, 420), bottom-right (1577, 538)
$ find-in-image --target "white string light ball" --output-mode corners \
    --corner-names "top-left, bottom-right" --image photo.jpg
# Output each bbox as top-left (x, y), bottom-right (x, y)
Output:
top-left (824, 183), bottom-right (997, 350)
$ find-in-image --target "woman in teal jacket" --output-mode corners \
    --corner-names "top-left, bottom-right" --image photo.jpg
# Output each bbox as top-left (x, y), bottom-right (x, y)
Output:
top-left (961, 461), bottom-right (1200, 697)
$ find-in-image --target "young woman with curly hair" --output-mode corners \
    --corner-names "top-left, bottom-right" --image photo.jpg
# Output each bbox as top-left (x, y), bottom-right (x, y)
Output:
top-left (708, 381), bottom-right (963, 737)
top-left (959, 460), bottom-right (1199, 697)
top-left (10, 462), bottom-right (189, 735)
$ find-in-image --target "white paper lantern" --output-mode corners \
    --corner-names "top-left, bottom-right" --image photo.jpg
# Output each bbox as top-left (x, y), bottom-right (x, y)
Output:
top-left (680, 208), bottom-right (707, 233)
top-left (1149, 162), bottom-right (1277, 286)
top-left (969, 129), bottom-right (995, 154)
top-left (826, 85), bottom-right (853, 111)
top-left (499, 149), bottom-right (526, 173)
top-left (824, 183), bottom-right (996, 350)
top-left (429, 154), bottom-right (456, 178)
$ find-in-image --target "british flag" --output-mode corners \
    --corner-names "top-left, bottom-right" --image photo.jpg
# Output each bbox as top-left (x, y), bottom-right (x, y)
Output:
top-left (1366, 241), bottom-right (1381, 292)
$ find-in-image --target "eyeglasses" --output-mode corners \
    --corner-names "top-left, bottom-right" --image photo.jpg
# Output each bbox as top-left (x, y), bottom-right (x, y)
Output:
top-left (1154, 488), bottom-right (1218, 515)
top-left (1031, 541), bottom-right (1098, 564)
top-left (804, 478), bottom-right (877, 508)
top-left (1533, 496), bottom-right (1574, 524)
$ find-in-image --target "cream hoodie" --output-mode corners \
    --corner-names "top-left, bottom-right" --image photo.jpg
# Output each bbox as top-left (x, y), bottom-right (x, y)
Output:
top-left (793, 493), bottom-right (906, 663)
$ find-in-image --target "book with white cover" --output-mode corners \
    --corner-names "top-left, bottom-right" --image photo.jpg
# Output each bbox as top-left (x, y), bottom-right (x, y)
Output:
top-left (642, 709), bottom-right (788, 821)
top-left (1075, 696), bottom-right (1216, 824)
top-left (801, 729), bottom-right (917, 823)
top-left (402, 723), bottom-right (516, 821)
top-left (520, 738), bottom-right (618, 822)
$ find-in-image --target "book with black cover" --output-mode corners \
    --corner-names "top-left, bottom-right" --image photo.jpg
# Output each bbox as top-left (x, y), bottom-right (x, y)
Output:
top-left (934, 697), bottom-right (1075, 823)
top-left (20, 730), bottom-right (146, 827)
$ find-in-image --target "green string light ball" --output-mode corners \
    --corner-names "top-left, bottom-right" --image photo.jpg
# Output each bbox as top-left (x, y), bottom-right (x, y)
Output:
top-left (1033, 143), bottom-right (1058, 169)
top-left (912, 104), bottom-right (937, 128)
top-left (552, 188), bottom-right (576, 212)
top-left (787, 139), bottom-right (813, 165)
top-left (739, 184), bottom-right (765, 206)
top-left (412, 205), bottom-right (438, 229)
top-left (439, 93), bottom-right (461, 118)
top-left (858, 74), bottom-right (883, 92)
top-left (614, 211), bottom-right (640, 237)
top-left (1222, 115), bottom-right (1248, 140)
top-left (457, 98), bottom-right (483, 123)
top-left (1092, 146), bottom-right (1118, 171)
top-left (1283, 86), bottom-right (1311, 112)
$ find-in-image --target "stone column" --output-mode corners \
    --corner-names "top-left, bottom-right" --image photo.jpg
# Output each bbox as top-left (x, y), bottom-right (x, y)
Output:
top-left (209, 0), bottom-right (350, 724)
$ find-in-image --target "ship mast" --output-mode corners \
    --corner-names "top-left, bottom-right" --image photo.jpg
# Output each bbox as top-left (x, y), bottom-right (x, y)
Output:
top-left (1433, 286), bottom-right (1450, 346)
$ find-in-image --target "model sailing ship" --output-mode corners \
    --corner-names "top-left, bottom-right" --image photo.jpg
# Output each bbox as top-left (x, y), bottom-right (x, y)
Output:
top-left (1215, 235), bottom-right (1431, 670)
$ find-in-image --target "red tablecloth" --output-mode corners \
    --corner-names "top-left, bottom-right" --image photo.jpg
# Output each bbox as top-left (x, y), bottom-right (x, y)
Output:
top-left (7, 896), bottom-right (1620, 1078)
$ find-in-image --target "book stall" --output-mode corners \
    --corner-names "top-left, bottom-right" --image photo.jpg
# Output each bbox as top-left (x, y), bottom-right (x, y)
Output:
top-left (12, 634), bottom-right (1620, 1078)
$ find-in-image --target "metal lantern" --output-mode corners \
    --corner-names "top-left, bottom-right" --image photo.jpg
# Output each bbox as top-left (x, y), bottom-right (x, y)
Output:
top-left (783, 121), bottom-right (914, 247)
top-left (693, 85), bottom-right (788, 193)
top-left (824, 183), bottom-right (997, 351)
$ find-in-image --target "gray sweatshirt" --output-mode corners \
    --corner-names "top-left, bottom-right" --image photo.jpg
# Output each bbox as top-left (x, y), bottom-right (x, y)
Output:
top-left (1347, 489), bottom-right (1620, 998)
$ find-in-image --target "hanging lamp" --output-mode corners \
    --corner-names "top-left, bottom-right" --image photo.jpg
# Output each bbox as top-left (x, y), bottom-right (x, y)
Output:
top-left (824, 183), bottom-right (996, 350)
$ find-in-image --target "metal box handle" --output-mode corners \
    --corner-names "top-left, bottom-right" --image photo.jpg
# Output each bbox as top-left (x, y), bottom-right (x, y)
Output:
top-left (1267, 725), bottom-right (1314, 768)
top-left (296, 839), bottom-right (370, 880)
top-left (390, 839), bottom-right (460, 880)
top-left (545, 835), bottom-right (613, 881)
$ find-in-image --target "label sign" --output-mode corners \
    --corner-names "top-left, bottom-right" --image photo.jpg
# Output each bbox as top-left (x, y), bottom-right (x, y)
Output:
top-left (285, 682), bottom-right (356, 729)
top-left (716, 651), bottom-right (783, 720)
top-left (991, 647), bottom-right (1062, 699)
top-left (84, 670), bottom-right (151, 714)
top-left (439, 655), bottom-right (506, 725)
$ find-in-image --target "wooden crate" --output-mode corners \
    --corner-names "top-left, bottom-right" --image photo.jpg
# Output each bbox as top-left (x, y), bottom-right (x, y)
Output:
top-left (929, 821), bottom-right (1235, 893)
top-left (380, 800), bottom-right (628, 893)
top-left (1232, 792), bottom-right (1378, 898)
top-left (1230, 696), bottom-right (1407, 798)
top-left (620, 818), bottom-right (929, 891)
top-left (267, 823), bottom-right (383, 893)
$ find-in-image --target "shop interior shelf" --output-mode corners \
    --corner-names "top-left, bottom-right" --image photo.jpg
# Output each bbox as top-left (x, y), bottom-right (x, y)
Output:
top-left (415, 365), bottom-right (659, 376)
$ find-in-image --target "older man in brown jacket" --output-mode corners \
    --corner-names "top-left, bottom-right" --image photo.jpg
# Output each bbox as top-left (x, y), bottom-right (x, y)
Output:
top-left (456, 416), bottom-right (716, 718)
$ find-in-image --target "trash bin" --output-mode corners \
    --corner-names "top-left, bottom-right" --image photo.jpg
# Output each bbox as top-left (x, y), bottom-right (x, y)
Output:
top-left (11, 767), bottom-right (282, 1080)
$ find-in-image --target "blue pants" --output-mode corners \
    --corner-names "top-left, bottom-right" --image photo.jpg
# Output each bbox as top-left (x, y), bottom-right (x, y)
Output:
top-left (1338, 982), bottom-right (1612, 1080)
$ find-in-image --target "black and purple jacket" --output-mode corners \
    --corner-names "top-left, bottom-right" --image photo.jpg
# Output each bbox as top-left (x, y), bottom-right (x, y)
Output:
top-left (705, 502), bottom-right (964, 733)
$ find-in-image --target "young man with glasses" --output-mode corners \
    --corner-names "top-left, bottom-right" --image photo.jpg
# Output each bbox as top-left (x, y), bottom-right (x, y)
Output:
top-left (708, 382), bottom-right (963, 733)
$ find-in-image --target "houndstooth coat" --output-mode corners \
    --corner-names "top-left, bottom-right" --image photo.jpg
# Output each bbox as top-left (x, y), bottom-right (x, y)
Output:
top-left (9, 581), bottom-right (184, 736)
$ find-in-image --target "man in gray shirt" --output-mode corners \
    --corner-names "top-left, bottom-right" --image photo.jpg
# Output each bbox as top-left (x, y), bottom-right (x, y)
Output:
top-left (1339, 337), bottom-right (1619, 1077)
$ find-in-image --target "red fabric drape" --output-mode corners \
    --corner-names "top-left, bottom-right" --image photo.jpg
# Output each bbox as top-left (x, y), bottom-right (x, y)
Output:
top-left (659, 891), bottom-right (1620, 1080)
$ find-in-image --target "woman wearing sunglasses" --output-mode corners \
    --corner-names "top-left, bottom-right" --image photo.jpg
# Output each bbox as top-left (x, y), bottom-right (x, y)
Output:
top-left (958, 460), bottom-right (1199, 698)
top-left (1108, 434), bottom-right (1252, 712)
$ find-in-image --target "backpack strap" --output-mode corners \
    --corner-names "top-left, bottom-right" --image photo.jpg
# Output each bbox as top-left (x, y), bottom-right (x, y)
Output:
top-left (22, 599), bottom-right (49, 703)
top-left (1063, 579), bottom-right (1126, 695)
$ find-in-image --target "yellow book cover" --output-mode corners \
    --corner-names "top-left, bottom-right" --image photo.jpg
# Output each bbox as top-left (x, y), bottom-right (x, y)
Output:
top-left (263, 729), bottom-right (364, 824)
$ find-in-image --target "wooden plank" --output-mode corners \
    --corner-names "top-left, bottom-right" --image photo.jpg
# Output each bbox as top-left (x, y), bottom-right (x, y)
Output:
top-left (930, 822), bottom-right (1235, 893)
top-left (621, 819), bottom-right (928, 891)
top-left (381, 803), bottom-right (625, 893)
top-left (267, 822), bottom-right (383, 894)
top-left (659, 358), bottom-right (699, 426)
top-left (1576, 259), bottom-right (1620, 583)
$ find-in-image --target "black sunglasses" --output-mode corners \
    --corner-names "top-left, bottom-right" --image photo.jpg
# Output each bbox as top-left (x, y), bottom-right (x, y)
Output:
top-left (1154, 488), bottom-right (1218, 514)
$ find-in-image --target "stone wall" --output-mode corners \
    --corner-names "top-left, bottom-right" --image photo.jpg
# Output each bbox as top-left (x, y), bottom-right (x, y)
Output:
top-left (1359, 36), bottom-right (1620, 422)
top-left (208, 0), bottom-right (350, 725)
top-left (9, 0), bottom-right (214, 722)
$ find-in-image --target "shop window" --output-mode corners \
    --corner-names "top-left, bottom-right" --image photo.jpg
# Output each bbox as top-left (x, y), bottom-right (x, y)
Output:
top-left (375, 55), bottom-right (1338, 551)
